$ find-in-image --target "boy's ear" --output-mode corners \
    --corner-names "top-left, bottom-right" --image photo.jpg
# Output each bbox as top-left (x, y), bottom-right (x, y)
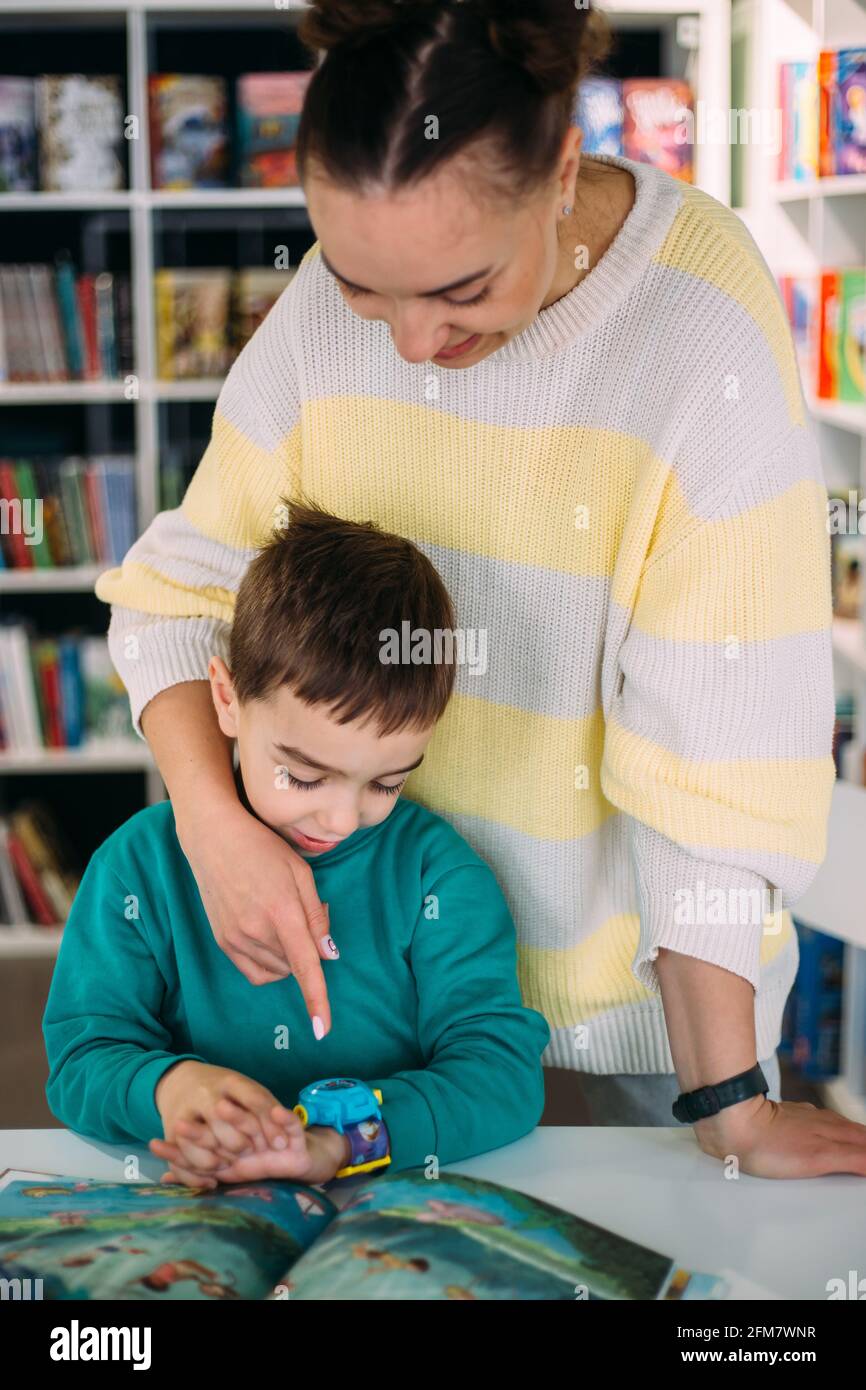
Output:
top-left (208, 656), bottom-right (240, 739)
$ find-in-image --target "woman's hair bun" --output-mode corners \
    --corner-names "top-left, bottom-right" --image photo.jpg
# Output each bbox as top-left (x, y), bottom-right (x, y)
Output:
top-left (301, 0), bottom-right (613, 90)
top-left (481, 0), bottom-right (613, 94)
top-left (300, 0), bottom-right (415, 53)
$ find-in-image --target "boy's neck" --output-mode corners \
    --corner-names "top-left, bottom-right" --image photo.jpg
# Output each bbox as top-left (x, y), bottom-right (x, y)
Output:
top-left (232, 754), bottom-right (255, 818)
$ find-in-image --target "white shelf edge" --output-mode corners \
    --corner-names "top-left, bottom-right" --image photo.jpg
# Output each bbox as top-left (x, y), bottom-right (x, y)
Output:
top-left (808, 398), bottom-right (866, 436)
top-left (0, 565), bottom-right (107, 592)
top-left (771, 173), bottom-right (866, 202)
top-left (0, 924), bottom-right (64, 959)
top-left (0, 188), bottom-right (307, 209)
top-left (0, 745), bottom-right (152, 772)
top-left (0, 379), bottom-right (227, 403)
top-left (0, 381), bottom-right (129, 403)
top-left (0, 0), bottom-right (309, 13)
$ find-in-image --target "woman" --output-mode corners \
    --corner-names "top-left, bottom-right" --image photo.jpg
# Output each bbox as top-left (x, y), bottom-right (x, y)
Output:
top-left (96, 0), bottom-right (864, 1177)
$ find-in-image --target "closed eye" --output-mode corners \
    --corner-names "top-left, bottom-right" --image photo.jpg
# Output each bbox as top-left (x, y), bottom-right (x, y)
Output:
top-left (337, 277), bottom-right (491, 308)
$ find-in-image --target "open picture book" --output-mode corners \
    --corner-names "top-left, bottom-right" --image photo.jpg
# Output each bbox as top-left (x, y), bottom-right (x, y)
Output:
top-left (0, 1164), bottom-right (769, 1300)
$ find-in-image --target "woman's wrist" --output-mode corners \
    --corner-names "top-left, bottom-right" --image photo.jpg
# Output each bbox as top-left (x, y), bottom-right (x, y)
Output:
top-left (693, 1092), bottom-right (769, 1155)
top-left (174, 779), bottom-right (244, 855)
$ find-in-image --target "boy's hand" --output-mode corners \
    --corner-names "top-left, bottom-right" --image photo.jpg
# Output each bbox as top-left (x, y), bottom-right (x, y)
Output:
top-left (153, 1061), bottom-right (311, 1185)
top-left (153, 1108), bottom-right (351, 1188)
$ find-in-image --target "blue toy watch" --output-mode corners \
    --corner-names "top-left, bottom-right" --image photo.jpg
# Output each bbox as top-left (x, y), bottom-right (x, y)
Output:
top-left (294, 1077), bottom-right (391, 1179)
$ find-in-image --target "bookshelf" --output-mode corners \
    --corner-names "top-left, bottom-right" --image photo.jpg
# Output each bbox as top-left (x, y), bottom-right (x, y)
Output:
top-left (738, 0), bottom-right (866, 727)
top-left (733, 0), bottom-right (866, 1120)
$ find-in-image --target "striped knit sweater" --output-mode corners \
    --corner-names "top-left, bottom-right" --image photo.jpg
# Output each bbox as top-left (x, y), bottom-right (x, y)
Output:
top-left (95, 151), bottom-right (836, 1076)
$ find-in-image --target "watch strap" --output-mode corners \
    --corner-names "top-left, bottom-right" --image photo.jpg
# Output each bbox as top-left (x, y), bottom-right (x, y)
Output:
top-left (335, 1114), bottom-right (392, 1179)
top-left (672, 1063), bottom-right (769, 1124)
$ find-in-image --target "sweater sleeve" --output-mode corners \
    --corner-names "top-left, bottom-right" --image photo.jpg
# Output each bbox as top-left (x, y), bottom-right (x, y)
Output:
top-left (365, 862), bottom-right (551, 1172)
top-left (600, 424), bottom-right (837, 993)
top-left (94, 269), bottom-right (305, 738)
top-left (43, 850), bottom-right (208, 1145)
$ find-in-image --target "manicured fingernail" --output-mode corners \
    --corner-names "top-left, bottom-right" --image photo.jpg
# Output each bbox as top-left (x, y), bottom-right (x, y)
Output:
top-left (320, 934), bottom-right (339, 958)
top-left (313, 1015), bottom-right (325, 1040)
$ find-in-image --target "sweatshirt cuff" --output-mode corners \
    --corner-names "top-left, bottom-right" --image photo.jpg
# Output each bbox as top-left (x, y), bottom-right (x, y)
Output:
top-left (630, 820), bottom-right (767, 993)
top-left (126, 1053), bottom-right (209, 1142)
top-left (103, 609), bottom-right (230, 740)
top-left (366, 1075), bottom-right (438, 1173)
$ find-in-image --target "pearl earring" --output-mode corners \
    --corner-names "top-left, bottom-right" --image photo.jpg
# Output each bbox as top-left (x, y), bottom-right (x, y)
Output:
top-left (562, 204), bottom-right (573, 216)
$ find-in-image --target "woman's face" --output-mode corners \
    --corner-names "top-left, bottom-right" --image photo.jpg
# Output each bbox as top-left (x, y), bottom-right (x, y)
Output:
top-left (303, 135), bottom-right (580, 369)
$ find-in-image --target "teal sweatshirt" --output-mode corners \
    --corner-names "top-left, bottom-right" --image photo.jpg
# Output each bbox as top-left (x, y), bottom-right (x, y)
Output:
top-left (43, 794), bottom-right (550, 1173)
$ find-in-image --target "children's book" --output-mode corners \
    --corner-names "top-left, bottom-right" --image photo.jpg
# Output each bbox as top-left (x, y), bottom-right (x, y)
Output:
top-left (149, 75), bottom-right (228, 190)
top-left (574, 76), bottom-right (623, 156)
top-left (36, 76), bottom-right (124, 193)
top-left (0, 1165), bottom-right (772, 1301)
top-left (622, 78), bottom-right (694, 183)
top-left (235, 72), bottom-right (311, 187)
top-left (0, 76), bottom-right (37, 191)
top-left (777, 62), bottom-right (819, 182)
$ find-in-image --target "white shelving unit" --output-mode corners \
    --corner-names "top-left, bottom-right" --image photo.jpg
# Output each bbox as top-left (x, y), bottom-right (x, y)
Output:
top-left (601, 0), bottom-right (732, 202)
top-left (733, 0), bottom-right (866, 1118)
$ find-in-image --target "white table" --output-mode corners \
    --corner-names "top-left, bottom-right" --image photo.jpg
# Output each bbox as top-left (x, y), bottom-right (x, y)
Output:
top-left (3, 1127), bottom-right (863, 1300)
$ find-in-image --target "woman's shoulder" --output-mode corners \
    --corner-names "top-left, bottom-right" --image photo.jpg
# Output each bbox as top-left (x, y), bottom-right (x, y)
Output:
top-left (653, 177), bottom-right (788, 332)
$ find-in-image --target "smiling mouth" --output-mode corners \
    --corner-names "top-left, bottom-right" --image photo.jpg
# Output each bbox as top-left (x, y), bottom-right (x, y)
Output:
top-left (291, 827), bottom-right (342, 851)
top-left (435, 333), bottom-right (481, 360)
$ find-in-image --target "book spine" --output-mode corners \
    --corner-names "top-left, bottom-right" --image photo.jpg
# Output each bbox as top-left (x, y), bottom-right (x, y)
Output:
top-left (58, 637), bottom-right (84, 747)
top-left (94, 272), bottom-right (117, 378)
top-left (81, 462), bottom-right (107, 560)
top-left (13, 459), bottom-right (53, 567)
top-left (818, 50), bottom-right (837, 178)
top-left (76, 274), bottom-right (101, 379)
top-left (59, 459), bottom-right (92, 563)
top-left (6, 829), bottom-right (58, 925)
top-left (55, 256), bottom-right (84, 378)
top-left (0, 459), bottom-right (32, 568)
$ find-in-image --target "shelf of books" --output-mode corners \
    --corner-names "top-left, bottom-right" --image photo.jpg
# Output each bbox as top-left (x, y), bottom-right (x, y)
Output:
top-left (0, 1), bottom-right (733, 956)
top-left (735, 0), bottom-right (866, 1120)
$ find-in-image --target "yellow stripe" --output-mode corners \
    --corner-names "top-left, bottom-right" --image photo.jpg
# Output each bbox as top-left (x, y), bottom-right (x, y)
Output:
top-left (182, 413), bottom-right (300, 549)
top-left (633, 478), bottom-right (832, 641)
top-left (603, 718), bottom-right (835, 863)
top-left (517, 909), bottom-right (795, 1029)
top-left (300, 398), bottom-right (658, 575)
top-left (654, 189), bottom-right (804, 428)
top-left (406, 695), bottom-right (613, 840)
top-left (94, 558), bottom-right (237, 621)
top-left (519, 915), bottom-right (653, 1026)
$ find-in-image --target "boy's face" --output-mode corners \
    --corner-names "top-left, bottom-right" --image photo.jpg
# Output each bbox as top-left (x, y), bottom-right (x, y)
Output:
top-left (209, 656), bottom-right (435, 855)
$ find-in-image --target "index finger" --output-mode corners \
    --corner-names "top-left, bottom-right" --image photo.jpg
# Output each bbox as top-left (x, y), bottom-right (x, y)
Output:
top-left (270, 899), bottom-right (332, 1038)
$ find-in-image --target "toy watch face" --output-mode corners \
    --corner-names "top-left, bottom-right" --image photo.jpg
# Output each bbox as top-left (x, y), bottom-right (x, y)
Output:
top-left (320, 1078), bottom-right (355, 1091)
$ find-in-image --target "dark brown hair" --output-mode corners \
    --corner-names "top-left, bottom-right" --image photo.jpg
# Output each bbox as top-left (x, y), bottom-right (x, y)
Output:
top-left (229, 498), bottom-right (458, 736)
top-left (296, 0), bottom-right (613, 202)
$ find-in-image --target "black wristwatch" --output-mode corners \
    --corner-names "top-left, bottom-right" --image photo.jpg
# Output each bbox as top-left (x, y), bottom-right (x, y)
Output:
top-left (672, 1064), bottom-right (769, 1124)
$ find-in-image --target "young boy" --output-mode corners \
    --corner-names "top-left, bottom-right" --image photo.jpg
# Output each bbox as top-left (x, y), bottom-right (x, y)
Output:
top-left (43, 500), bottom-right (550, 1190)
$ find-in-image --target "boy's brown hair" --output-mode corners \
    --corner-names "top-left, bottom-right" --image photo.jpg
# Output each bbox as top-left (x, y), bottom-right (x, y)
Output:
top-left (229, 497), bottom-right (457, 736)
